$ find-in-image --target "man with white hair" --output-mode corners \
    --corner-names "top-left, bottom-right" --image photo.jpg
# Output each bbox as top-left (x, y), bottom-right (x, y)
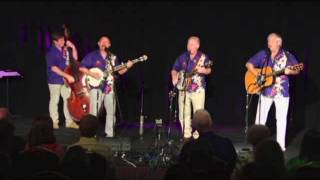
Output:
top-left (171, 36), bottom-right (212, 142)
top-left (245, 32), bottom-right (301, 151)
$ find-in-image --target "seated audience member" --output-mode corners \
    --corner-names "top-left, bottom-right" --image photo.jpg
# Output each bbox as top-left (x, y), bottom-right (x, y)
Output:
top-left (0, 120), bottom-right (15, 156)
top-left (60, 145), bottom-right (115, 180)
top-left (0, 107), bottom-right (10, 120)
top-left (0, 152), bottom-right (11, 180)
top-left (181, 138), bottom-right (230, 179)
top-left (164, 163), bottom-right (192, 180)
top-left (0, 119), bottom-right (25, 158)
top-left (231, 125), bottom-right (271, 179)
top-left (68, 114), bottom-right (112, 160)
top-left (179, 109), bottom-right (237, 177)
top-left (287, 130), bottom-right (320, 179)
top-left (12, 146), bottom-right (60, 180)
top-left (25, 115), bottom-right (64, 158)
top-left (31, 171), bottom-right (71, 180)
top-left (240, 139), bottom-right (288, 180)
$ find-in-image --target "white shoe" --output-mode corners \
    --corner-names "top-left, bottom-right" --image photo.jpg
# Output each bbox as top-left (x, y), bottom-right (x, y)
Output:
top-left (53, 122), bottom-right (59, 129)
top-left (66, 122), bottom-right (79, 129)
top-left (105, 134), bottom-right (114, 138)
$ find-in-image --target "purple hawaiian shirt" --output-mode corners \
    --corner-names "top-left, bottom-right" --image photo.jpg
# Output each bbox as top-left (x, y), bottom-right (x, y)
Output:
top-left (46, 45), bottom-right (68, 84)
top-left (80, 50), bottom-right (120, 94)
top-left (248, 49), bottom-right (298, 97)
top-left (172, 51), bottom-right (210, 93)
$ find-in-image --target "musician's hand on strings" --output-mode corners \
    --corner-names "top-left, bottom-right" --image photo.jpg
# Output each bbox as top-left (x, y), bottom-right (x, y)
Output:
top-left (284, 67), bottom-right (297, 75)
top-left (66, 41), bottom-right (76, 49)
top-left (126, 60), bottom-right (133, 69)
top-left (172, 76), bottom-right (178, 86)
top-left (66, 75), bottom-right (75, 83)
top-left (252, 68), bottom-right (260, 77)
top-left (91, 72), bottom-right (102, 80)
top-left (196, 66), bottom-right (207, 74)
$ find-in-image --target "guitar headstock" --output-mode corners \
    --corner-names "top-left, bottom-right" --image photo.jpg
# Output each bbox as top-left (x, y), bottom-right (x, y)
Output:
top-left (138, 55), bottom-right (148, 62)
top-left (289, 63), bottom-right (304, 71)
top-left (206, 60), bottom-right (213, 67)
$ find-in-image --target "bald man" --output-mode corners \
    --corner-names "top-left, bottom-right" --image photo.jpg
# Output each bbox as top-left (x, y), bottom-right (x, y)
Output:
top-left (246, 33), bottom-right (300, 151)
top-left (179, 109), bottom-right (237, 176)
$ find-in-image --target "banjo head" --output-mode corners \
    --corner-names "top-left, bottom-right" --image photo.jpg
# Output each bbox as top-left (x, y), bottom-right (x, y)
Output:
top-left (86, 68), bottom-right (104, 88)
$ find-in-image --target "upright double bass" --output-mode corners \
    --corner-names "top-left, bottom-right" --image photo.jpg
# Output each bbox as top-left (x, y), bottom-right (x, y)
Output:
top-left (62, 24), bottom-right (90, 122)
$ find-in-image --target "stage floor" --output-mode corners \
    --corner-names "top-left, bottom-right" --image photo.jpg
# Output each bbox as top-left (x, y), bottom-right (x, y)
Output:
top-left (11, 116), bottom-right (304, 164)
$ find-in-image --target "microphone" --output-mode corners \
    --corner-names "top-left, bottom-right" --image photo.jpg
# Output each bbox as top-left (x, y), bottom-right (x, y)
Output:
top-left (104, 47), bottom-right (109, 54)
top-left (104, 47), bottom-right (112, 61)
top-left (265, 48), bottom-right (271, 56)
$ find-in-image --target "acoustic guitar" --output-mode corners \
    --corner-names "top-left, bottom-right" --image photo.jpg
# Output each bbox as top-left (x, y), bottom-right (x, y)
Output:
top-left (244, 63), bottom-right (304, 94)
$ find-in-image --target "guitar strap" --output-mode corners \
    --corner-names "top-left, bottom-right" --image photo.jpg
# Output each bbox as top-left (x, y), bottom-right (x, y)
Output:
top-left (262, 49), bottom-right (271, 68)
top-left (105, 54), bottom-right (116, 71)
top-left (195, 53), bottom-right (206, 68)
top-left (284, 50), bottom-right (293, 65)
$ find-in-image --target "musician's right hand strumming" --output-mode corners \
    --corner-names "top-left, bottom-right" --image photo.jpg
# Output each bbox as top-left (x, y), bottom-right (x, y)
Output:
top-left (91, 72), bottom-right (102, 80)
top-left (172, 76), bottom-right (178, 86)
top-left (79, 67), bottom-right (102, 80)
top-left (66, 40), bottom-right (76, 49)
top-left (246, 62), bottom-right (260, 76)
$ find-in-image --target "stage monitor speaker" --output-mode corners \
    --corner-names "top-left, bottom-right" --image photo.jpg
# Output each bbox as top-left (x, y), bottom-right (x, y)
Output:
top-left (99, 137), bottom-right (131, 152)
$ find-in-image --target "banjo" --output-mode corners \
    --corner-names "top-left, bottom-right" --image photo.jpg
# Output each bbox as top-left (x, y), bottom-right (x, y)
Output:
top-left (85, 55), bottom-right (148, 88)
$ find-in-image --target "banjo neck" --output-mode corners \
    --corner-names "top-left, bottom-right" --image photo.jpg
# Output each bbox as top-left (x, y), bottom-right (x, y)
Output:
top-left (111, 58), bottom-right (141, 73)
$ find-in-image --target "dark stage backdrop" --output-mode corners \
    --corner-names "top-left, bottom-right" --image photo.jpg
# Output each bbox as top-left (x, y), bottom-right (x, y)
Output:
top-left (0, 1), bottom-right (319, 134)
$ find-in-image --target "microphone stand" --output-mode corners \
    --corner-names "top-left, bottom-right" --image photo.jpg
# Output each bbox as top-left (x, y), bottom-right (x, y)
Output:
top-left (244, 86), bottom-right (253, 134)
top-left (167, 87), bottom-right (177, 141)
top-left (139, 63), bottom-right (145, 141)
top-left (256, 49), bottom-right (271, 126)
top-left (105, 48), bottom-right (124, 137)
top-left (244, 49), bottom-right (270, 135)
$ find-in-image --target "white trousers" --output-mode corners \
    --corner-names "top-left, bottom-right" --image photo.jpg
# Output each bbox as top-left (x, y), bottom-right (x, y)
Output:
top-left (48, 84), bottom-right (73, 125)
top-left (255, 95), bottom-right (289, 150)
top-left (178, 90), bottom-right (205, 139)
top-left (89, 89), bottom-right (116, 137)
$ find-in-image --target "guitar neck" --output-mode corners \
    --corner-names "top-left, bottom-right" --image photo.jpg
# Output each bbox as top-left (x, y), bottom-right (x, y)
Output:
top-left (188, 62), bottom-right (212, 76)
top-left (113, 59), bottom-right (140, 72)
top-left (271, 69), bottom-right (285, 77)
top-left (264, 64), bottom-right (302, 77)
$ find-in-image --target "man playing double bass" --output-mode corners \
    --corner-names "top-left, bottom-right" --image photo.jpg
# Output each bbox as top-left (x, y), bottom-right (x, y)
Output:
top-left (45, 29), bottom-right (79, 129)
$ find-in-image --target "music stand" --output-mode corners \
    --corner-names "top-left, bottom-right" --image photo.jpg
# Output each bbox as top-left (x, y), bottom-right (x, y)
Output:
top-left (0, 70), bottom-right (23, 109)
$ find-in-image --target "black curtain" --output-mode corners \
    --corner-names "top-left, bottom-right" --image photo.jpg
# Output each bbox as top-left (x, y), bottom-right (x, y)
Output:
top-left (0, 1), bottom-right (319, 134)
